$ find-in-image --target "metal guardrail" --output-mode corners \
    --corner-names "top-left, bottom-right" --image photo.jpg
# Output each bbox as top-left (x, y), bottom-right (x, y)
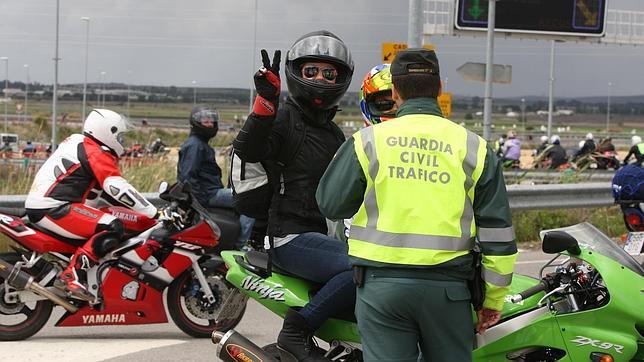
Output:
top-left (503, 170), bottom-right (615, 183)
top-left (0, 183), bottom-right (614, 214)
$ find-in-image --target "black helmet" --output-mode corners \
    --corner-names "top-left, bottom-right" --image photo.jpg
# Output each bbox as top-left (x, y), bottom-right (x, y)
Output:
top-left (189, 105), bottom-right (219, 139)
top-left (285, 30), bottom-right (354, 111)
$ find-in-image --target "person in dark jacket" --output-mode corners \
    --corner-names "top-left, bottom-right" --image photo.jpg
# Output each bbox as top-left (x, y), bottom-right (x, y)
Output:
top-left (544, 135), bottom-right (568, 170)
top-left (233, 30), bottom-right (354, 361)
top-left (177, 106), bottom-right (254, 248)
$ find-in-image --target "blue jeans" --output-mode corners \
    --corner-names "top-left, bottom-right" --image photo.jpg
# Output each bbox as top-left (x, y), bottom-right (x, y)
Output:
top-left (271, 232), bottom-right (355, 329)
top-left (209, 188), bottom-right (255, 246)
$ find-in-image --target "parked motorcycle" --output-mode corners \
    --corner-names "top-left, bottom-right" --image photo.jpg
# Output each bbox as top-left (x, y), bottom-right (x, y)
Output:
top-left (211, 223), bottom-right (644, 361)
top-left (0, 182), bottom-right (246, 341)
top-left (574, 151), bottom-right (621, 171)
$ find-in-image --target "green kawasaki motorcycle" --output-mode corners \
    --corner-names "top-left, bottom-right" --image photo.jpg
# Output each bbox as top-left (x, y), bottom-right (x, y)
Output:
top-left (212, 222), bottom-right (644, 361)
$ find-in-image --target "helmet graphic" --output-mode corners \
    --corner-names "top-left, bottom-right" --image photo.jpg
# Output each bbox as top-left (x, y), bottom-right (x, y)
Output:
top-left (189, 105), bottom-right (219, 139)
top-left (285, 30), bottom-right (354, 110)
top-left (359, 64), bottom-right (396, 126)
top-left (632, 135), bottom-right (642, 146)
top-left (83, 109), bottom-right (133, 157)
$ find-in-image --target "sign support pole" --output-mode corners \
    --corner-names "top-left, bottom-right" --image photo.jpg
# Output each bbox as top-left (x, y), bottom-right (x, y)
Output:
top-left (547, 40), bottom-right (555, 138)
top-left (483, 0), bottom-right (496, 141)
top-left (408, 0), bottom-right (423, 48)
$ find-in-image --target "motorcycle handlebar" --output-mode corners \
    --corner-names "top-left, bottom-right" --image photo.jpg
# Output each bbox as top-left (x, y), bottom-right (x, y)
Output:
top-left (510, 280), bottom-right (548, 303)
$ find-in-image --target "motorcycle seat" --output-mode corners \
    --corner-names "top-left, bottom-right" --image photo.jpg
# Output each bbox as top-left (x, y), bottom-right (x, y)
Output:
top-left (0, 207), bottom-right (26, 217)
top-left (206, 207), bottom-right (240, 251)
top-left (27, 221), bottom-right (86, 248)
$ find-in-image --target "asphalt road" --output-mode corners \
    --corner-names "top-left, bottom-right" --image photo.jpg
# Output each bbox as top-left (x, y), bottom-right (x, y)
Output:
top-left (1, 249), bottom-right (641, 362)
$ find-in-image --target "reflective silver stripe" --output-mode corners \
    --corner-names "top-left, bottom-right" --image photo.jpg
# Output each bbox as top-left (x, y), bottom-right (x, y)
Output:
top-left (460, 131), bottom-right (480, 240)
top-left (350, 225), bottom-right (474, 251)
top-left (482, 266), bottom-right (513, 287)
top-left (360, 127), bottom-right (380, 229)
top-left (478, 226), bottom-right (516, 242)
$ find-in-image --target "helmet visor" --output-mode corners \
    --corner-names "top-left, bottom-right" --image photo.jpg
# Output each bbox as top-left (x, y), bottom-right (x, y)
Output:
top-left (367, 91), bottom-right (396, 117)
top-left (191, 109), bottom-right (219, 127)
top-left (116, 114), bottom-right (134, 148)
top-left (288, 35), bottom-right (352, 69)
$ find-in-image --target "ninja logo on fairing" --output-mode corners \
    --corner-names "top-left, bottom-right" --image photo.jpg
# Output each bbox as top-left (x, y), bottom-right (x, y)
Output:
top-left (240, 276), bottom-right (285, 301)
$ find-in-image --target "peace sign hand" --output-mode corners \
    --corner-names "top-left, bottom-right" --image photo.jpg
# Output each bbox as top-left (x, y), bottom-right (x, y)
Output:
top-left (253, 49), bottom-right (281, 116)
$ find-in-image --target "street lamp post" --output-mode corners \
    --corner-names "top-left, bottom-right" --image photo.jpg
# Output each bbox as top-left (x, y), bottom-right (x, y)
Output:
top-left (192, 80), bottom-right (197, 106)
top-left (520, 98), bottom-right (526, 131)
top-left (1, 57), bottom-right (8, 133)
top-left (606, 82), bottom-right (612, 137)
top-left (126, 70), bottom-right (132, 119)
top-left (24, 64), bottom-right (29, 119)
top-left (100, 71), bottom-right (106, 107)
top-left (52, 0), bottom-right (60, 150)
top-left (81, 17), bottom-right (90, 120)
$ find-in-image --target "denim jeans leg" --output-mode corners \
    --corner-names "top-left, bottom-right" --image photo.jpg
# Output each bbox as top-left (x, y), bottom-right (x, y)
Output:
top-left (272, 232), bottom-right (355, 329)
top-left (209, 188), bottom-right (233, 208)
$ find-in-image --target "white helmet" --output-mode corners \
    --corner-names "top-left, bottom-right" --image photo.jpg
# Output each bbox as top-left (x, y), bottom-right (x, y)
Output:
top-left (550, 135), bottom-right (560, 144)
top-left (633, 135), bottom-right (642, 146)
top-left (579, 140), bottom-right (586, 148)
top-left (585, 132), bottom-right (594, 140)
top-left (540, 135), bottom-right (549, 143)
top-left (83, 109), bottom-right (133, 157)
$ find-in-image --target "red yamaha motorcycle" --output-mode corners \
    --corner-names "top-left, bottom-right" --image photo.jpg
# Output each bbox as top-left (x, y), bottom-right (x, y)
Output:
top-left (0, 182), bottom-right (246, 341)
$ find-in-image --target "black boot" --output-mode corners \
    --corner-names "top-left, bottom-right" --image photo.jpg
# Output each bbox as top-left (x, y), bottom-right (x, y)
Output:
top-left (277, 308), bottom-right (330, 362)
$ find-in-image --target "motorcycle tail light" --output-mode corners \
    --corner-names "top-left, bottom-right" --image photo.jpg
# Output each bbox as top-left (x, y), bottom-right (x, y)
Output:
top-left (626, 213), bottom-right (642, 226)
top-left (590, 352), bottom-right (614, 362)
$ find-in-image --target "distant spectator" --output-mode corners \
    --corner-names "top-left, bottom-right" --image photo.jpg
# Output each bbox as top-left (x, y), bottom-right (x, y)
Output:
top-left (22, 141), bottom-right (36, 156)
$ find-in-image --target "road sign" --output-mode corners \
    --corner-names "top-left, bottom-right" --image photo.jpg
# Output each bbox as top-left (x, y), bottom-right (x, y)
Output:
top-left (438, 92), bottom-right (452, 118)
top-left (456, 62), bottom-right (512, 83)
top-left (455, 0), bottom-right (607, 37)
top-left (381, 43), bottom-right (435, 63)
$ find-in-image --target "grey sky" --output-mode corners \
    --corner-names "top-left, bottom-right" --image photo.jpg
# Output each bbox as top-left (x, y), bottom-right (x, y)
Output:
top-left (1, 0), bottom-right (643, 98)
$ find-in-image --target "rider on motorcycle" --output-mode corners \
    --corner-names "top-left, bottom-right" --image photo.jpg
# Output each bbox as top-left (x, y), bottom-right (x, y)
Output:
top-left (543, 135), bottom-right (568, 170)
top-left (573, 132), bottom-right (596, 160)
top-left (624, 135), bottom-right (644, 165)
top-left (534, 135), bottom-right (549, 156)
top-left (501, 130), bottom-right (521, 167)
top-left (25, 109), bottom-right (157, 301)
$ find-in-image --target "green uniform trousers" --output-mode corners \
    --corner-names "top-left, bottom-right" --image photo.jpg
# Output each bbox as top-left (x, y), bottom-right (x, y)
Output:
top-left (355, 271), bottom-right (474, 362)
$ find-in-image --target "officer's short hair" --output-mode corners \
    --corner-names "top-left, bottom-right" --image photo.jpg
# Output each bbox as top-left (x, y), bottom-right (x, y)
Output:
top-left (392, 74), bottom-right (440, 100)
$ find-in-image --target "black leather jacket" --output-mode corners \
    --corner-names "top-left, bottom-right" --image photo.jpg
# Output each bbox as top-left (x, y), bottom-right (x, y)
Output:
top-left (233, 97), bottom-right (345, 236)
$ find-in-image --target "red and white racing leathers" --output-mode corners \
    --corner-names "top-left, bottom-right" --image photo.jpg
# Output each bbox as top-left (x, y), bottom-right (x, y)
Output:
top-left (25, 134), bottom-right (157, 239)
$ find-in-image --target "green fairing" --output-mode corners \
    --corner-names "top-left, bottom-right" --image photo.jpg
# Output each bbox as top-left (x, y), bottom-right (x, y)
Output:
top-left (221, 222), bottom-right (644, 361)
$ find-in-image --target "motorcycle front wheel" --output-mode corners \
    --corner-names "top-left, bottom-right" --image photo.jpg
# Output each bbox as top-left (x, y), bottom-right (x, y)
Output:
top-left (0, 253), bottom-right (53, 341)
top-left (166, 267), bottom-right (245, 338)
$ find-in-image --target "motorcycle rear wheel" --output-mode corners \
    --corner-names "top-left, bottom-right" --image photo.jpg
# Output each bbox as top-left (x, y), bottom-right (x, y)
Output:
top-left (167, 267), bottom-right (245, 338)
top-left (0, 253), bottom-right (53, 341)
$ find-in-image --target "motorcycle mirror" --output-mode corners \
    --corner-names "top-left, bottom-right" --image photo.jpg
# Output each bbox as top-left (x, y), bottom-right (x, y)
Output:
top-left (158, 181), bottom-right (169, 195)
top-left (542, 231), bottom-right (581, 255)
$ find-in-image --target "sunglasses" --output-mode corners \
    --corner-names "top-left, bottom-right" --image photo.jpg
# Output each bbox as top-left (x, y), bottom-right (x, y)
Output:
top-left (301, 66), bottom-right (338, 81)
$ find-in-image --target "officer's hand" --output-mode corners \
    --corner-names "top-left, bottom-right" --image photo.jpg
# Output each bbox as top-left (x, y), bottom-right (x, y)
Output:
top-left (476, 308), bottom-right (501, 333)
top-left (252, 49), bottom-right (281, 116)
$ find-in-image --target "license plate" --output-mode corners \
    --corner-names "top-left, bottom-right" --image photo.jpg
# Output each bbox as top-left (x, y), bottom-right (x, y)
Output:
top-left (214, 288), bottom-right (249, 324)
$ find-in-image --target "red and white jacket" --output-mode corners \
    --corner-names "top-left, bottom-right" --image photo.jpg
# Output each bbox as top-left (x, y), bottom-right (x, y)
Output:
top-left (26, 134), bottom-right (157, 218)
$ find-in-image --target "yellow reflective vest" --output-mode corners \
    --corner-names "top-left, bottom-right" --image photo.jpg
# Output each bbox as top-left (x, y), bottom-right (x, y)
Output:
top-left (348, 113), bottom-right (516, 310)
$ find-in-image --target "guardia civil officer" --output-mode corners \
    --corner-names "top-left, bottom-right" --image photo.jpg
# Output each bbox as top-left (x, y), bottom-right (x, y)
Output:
top-left (317, 48), bottom-right (518, 362)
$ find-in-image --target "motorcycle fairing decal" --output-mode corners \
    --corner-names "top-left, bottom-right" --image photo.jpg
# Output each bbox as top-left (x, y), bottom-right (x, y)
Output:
top-left (476, 306), bottom-right (550, 348)
top-left (240, 276), bottom-right (285, 301)
top-left (570, 335), bottom-right (624, 354)
top-left (0, 213), bottom-right (36, 237)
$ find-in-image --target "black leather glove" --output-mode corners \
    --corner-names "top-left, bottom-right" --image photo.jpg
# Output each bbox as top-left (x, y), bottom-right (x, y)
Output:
top-left (252, 49), bottom-right (281, 116)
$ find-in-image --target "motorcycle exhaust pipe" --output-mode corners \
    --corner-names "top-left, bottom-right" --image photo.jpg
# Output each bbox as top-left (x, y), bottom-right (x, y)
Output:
top-left (212, 330), bottom-right (277, 362)
top-left (0, 258), bottom-right (78, 313)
